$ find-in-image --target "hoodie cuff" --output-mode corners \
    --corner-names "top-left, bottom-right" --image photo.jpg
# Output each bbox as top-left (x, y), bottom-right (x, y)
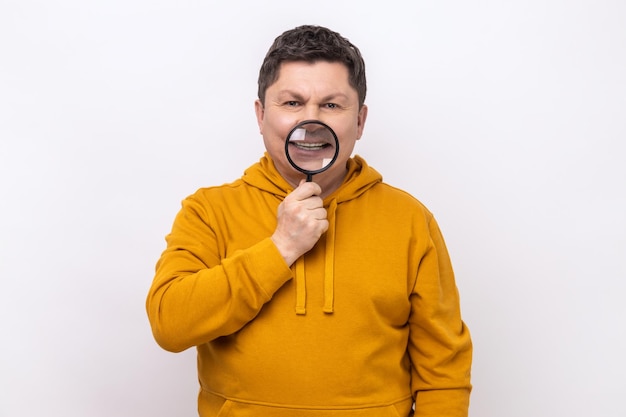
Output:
top-left (245, 237), bottom-right (294, 298)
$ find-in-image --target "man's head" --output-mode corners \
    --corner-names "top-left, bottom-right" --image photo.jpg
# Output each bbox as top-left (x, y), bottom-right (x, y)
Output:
top-left (257, 25), bottom-right (367, 109)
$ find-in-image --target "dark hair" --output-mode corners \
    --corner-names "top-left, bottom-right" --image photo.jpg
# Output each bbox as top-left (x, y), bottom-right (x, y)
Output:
top-left (257, 25), bottom-right (367, 108)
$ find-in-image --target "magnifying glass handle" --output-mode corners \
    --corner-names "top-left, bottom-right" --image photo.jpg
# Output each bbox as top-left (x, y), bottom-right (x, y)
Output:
top-left (306, 174), bottom-right (313, 182)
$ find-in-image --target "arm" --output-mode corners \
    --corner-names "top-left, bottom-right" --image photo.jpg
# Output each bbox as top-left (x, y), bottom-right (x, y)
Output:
top-left (409, 216), bottom-right (473, 417)
top-left (146, 195), bottom-right (293, 353)
top-left (146, 181), bottom-right (327, 353)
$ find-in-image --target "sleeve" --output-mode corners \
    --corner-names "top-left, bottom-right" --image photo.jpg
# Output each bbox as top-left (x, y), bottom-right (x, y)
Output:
top-left (145, 195), bottom-right (293, 353)
top-left (408, 215), bottom-right (473, 417)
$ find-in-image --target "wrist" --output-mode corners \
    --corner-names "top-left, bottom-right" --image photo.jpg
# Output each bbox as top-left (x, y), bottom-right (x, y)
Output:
top-left (270, 235), bottom-right (299, 266)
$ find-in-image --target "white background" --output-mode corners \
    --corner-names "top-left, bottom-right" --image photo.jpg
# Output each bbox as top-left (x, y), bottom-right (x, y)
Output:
top-left (1, 1), bottom-right (625, 416)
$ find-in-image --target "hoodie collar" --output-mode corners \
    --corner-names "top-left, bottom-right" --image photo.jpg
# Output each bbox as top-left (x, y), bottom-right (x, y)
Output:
top-left (242, 153), bottom-right (382, 204)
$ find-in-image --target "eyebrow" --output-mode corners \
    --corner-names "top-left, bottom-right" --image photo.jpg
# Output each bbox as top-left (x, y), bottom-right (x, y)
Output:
top-left (276, 90), bottom-right (350, 102)
top-left (275, 90), bottom-right (304, 101)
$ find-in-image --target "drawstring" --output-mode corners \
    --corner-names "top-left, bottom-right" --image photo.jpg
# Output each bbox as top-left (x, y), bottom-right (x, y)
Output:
top-left (323, 199), bottom-right (337, 313)
top-left (295, 256), bottom-right (306, 315)
top-left (293, 199), bottom-right (338, 315)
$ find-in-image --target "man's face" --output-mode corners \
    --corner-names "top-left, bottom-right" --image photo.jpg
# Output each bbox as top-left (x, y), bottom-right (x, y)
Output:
top-left (255, 61), bottom-right (368, 192)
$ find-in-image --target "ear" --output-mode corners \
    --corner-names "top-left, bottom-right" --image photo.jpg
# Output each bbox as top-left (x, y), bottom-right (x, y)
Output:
top-left (356, 104), bottom-right (368, 140)
top-left (254, 99), bottom-right (265, 134)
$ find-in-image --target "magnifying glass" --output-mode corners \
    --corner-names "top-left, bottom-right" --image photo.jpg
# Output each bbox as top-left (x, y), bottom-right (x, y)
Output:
top-left (285, 120), bottom-right (340, 182)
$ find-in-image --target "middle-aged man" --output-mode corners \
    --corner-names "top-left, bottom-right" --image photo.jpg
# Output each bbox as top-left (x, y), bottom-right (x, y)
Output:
top-left (147, 24), bottom-right (473, 417)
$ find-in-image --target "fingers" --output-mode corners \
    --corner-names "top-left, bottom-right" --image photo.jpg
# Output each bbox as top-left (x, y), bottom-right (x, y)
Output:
top-left (290, 180), bottom-right (323, 201)
top-left (271, 181), bottom-right (328, 266)
top-left (283, 181), bottom-right (325, 221)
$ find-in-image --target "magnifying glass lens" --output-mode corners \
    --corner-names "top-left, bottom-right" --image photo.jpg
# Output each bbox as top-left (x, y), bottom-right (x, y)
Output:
top-left (285, 120), bottom-right (339, 181)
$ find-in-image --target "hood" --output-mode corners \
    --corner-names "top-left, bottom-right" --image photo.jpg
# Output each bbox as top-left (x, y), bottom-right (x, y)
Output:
top-left (241, 152), bottom-right (382, 203)
top-left (242, 153), bottom-right (382, 315)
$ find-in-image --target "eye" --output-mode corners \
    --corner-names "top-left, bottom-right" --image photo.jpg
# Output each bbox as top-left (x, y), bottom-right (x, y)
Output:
top-left (285, 101), bottom-right (300, 107)
top-left (324, 103), bottom-right (339, 109)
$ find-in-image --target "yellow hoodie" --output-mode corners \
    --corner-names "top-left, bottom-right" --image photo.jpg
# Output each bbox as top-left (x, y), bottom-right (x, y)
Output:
top-left (147, 155), bottom-right (472, 417)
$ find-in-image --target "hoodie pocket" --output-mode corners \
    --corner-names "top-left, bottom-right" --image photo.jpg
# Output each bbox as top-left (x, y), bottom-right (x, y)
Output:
top-left (215, 400), bottom-right (233, 417)
top-left (224, 400), bottom-right (400, 417)
top-left (208, 401), bottom-right (409, 417)
top-left (198, 390), bottom-right (233, 417)
top-left (199, 390), bottom-right (413, 417)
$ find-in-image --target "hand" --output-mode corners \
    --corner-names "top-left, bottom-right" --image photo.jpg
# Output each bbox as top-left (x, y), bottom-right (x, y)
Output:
top-left (271, 180), bottom-right (328, 266)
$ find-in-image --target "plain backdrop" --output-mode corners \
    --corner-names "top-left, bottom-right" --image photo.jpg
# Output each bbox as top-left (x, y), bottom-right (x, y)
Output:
top-left (1, 1), bottom-right (625, 416)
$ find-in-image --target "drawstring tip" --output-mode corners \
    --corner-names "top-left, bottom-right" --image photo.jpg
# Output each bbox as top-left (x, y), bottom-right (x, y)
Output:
top-left (323, 298), bottom-right (334, 314)
top-left (295, 307), bottom-right (306, 315)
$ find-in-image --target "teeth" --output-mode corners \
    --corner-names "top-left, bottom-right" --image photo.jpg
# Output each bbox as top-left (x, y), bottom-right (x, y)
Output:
top-left (293, 142), bottom-right (326, 150)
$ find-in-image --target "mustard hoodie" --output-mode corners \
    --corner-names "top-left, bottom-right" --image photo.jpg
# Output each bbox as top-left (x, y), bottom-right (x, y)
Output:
top-left (147, 155), bottom-right (472, 417)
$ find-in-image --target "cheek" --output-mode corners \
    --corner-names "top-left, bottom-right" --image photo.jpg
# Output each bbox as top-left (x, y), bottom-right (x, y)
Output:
top-left (264, 112), bottom-right (299, 138)
top-left (340, 141), bottom-right (357, 159)
top-left (337, 128), bottom-right (359, 152)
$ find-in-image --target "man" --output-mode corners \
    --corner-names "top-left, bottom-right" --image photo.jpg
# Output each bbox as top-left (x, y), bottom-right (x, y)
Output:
top-left (147, 25), bottom-right (472, 417)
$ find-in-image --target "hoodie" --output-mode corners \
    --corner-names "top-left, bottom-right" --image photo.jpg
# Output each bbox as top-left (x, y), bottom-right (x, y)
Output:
top-left (146, 154), bottom-right (472, 417)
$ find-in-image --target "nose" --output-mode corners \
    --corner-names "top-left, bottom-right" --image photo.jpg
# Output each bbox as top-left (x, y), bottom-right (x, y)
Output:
top-left (301, 104), bottom-right (321, 123)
